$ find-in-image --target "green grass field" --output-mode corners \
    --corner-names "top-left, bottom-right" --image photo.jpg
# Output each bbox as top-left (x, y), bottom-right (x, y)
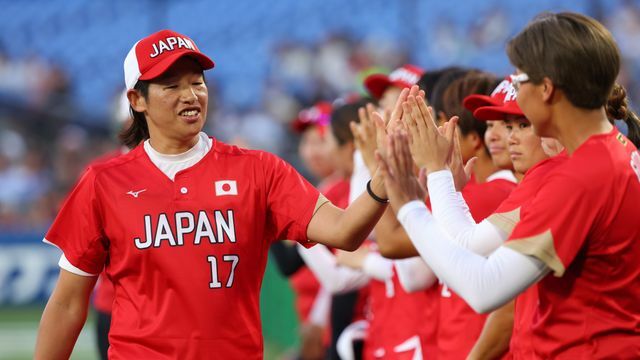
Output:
top-left (0, 306), bottom-right (98, 360)
top-left (0, 260), bottom-right (298, 359)
top-left (0, 307), bottom-right (289, 360)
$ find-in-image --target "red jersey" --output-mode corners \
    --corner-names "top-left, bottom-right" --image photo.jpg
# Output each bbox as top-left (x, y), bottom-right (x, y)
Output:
top-left (436, 175), bottom-right (516, 359)
top-left (364, 267), bottom-right (431, 360)
top-left (507, 129), bottom-right (640, 359)
top-left (486, 155), bottom-right (567, 359)
top-left (420, 285), bottom-right (440, 359)
top-left (90, 149), bottom-right (129, 314)
top-left (45, 139), bottom-right (321, 359)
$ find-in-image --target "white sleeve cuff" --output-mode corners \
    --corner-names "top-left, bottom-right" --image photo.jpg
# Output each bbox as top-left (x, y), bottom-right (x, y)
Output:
top-left (362, 253), bottom-right (394, 281)
top-left (426, 169), bottom-right (454, 182)
top-left (394, 257), bottom-right (437, 292)
top-left (58, 254), bottom-right (98, 277)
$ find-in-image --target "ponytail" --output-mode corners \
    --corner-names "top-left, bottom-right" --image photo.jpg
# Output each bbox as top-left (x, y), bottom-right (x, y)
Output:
top-left (118, 81), bottom-right (151, 149)
top-left (606, 83), bottom-right (640, 147)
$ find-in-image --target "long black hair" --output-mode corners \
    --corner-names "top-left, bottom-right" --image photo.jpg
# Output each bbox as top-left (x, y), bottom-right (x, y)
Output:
top-left (118, 81), bottom-right (150, 148)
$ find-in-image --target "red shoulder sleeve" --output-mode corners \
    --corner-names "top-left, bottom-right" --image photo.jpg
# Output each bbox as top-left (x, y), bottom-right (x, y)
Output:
top-left (261, 152), bottom-right (321, 244)
top-left (45, 167), bottom-right (108, 274)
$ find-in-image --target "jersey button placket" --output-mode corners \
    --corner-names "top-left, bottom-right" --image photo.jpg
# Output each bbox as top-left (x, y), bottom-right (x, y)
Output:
top-left (175, 175), bottom-right (193, 200)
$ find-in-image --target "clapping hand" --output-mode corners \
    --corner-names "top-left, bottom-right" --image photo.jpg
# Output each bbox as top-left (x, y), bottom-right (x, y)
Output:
top-left (376, 131), bottom-right (422, 212)
top-left (448, 126), bottom-right (476, 191)
top-left (351, 103), bottom-right (380, 174)
top-left (401, 86), bottom-right (457, 174)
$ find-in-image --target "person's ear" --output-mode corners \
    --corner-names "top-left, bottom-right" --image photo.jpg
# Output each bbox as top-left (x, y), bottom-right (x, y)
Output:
top-left (128, 89), bottom-right (147, 113)
top-left (541, 77), bottom-right (555, 104)
top-left (465, 132), bottom-right (481, 150)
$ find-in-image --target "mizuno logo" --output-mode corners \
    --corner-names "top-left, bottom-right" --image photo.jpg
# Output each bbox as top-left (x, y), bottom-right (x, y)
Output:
top-left (126, 189), bottom-right (147, 198)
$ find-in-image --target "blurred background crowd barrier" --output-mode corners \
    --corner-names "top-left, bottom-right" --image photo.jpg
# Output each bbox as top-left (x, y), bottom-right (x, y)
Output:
top-left (0, 0), bottom-right (638, 358)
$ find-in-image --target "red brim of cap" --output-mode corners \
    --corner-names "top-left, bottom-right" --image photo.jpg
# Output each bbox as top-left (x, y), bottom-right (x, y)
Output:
top-left (139, 51), bottom-right (215, 81)
top-left (474, 104), bottom-right (524, 121)
top-left (291, 119), bottom-right (311, 133)
top-left (364, 74), bottom-right (391, 99)
top-left (463, 94), bottom-right (502, 113)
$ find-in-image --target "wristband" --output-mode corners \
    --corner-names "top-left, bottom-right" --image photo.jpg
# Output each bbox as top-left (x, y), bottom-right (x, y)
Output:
top-left (366, 180), bottom-right (389, 204)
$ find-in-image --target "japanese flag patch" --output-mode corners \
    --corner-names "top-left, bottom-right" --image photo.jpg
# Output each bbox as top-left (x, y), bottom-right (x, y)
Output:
top-left (215, 180), bottom-right (238, 196)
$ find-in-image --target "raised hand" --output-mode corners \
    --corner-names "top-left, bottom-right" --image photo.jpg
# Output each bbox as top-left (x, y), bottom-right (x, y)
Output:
top-left (376, 131), bottom-right (421, 213)
top-left (386, 86), bottom-right (426, 133)
top-left (351, 103), bottom-right (379, 173)
top-left (449, 125), bottom-right (476, 191)
top-left (402, 93), bottom-right (457, 174)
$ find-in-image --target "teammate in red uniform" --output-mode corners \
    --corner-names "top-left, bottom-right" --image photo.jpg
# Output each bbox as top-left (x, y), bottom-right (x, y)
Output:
top-left (351, 66), bottom-right (438, 360)
top-left (464, 77), bottom-right (518, 177)
top-left (34, 30), bottom-right (391, 360)
top-left (354, 70), bottom-right (516, 359)
top-left (379, 12), bottom-right (640, 359)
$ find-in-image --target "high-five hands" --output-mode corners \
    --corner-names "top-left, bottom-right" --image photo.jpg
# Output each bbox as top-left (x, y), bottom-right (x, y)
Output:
top-left (351, 85), bottom-right (424, 177)
top-left (401, 85), bottom-right (457, 174)
top-left (449, 126), bottom-right (476, 191)
top-left (376, 131), bottom-right (422, 212)
top-left (351, 103), bottom-right (380, 174)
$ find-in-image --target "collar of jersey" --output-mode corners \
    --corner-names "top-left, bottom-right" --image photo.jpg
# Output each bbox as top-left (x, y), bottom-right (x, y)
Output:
top-left (143, 132), bottom-right (211, 164)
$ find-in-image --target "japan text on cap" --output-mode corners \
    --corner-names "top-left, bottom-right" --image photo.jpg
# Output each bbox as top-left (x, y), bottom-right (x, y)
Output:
top-left (473, 78), bottom-right (524, 121)
top-left (124, 30), bottom-right (215, 90)
top-left (463, 77), bottom-right (513, 114)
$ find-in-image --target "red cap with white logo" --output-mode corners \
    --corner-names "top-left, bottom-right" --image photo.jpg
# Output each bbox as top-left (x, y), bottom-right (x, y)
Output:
top-left (124, 30), bottom-right (215, 90)
top-left (364, 64), bottom-right (424, 99)
top-left (463, 77), bottom-right (512, 114)
top-left (291, 101), bottom-right (332, 134)
top-left (472, 78), bottom-right (524, 121)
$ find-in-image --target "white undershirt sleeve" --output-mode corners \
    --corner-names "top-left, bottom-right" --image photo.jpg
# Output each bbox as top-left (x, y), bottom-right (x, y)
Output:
top-left (362, 253), bottom-right (394, 282)
top-left (349, 150), bottom-right (371, 205)
top-left (394, 257), bottom-right (438, 292)
top-left (297, 244), bottom-right (370, 294)
top-left (428, 170), bottom-right (508, 256)
top-left (397, 201), bottom-right (549, 313)
top-left (307, 287), bottom-right (331, 326)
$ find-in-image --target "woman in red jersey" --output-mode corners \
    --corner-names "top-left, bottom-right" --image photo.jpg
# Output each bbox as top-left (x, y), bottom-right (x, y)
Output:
top-left (378, 12), bottom-right (640, 359)
top-left (353, 71), bottom-right (517, 360)
top-left (34, 30), bottom-right (391, 360)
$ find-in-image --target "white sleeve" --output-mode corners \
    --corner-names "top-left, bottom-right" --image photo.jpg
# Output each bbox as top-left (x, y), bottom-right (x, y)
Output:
top-left (307, 287), bottom-right (331, 326)
top-left (362, 253), bottom-right (394, 282)
top-left (394, 257), bottom-right (438, 292)
top-left (58, 254), bottom-right (99, 277)
top-left (349, 150), bottom-right (370, 205)
top-left (297, 244), bottom-right (370, 294)
top-left (43, 239), bottom-right (99, 276)
top-left (428, 170), bottom-right (508, 256)
top-left (397, 201), bottom-right (549, 313)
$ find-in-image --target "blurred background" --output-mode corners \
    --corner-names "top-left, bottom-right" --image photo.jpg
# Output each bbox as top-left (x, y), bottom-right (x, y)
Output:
top-left (0, 0), bottom-right (638, 358)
